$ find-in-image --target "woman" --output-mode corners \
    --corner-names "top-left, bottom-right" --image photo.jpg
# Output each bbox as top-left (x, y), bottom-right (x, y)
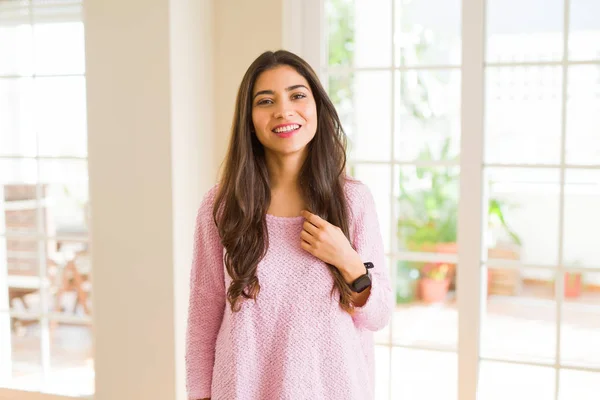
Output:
top-left (186, 50), bottom-right (393, 400)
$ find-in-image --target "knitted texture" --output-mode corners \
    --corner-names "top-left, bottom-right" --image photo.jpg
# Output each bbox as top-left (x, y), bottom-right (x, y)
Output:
top-left (186, 180), bottom-right (393, 400)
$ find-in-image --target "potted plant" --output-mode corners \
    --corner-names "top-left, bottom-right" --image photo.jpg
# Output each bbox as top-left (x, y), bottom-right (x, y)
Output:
top-left (397, 138), bottom-right (522, 300)
top-left (419, 263), bottom-right (451, 303)
top-left (564, 271), bottom-right (583, 298)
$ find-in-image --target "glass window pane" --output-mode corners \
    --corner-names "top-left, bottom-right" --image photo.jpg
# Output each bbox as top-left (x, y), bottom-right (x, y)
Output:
top-left (394, 0), bottom-right (461, 67)
top-left (482, 267), bottom-right (557, 364)
top-left (396, 166), bottom-right (460, 252)
top-left (391, 349), bottom-right (457, 400)
top-left (566, 66), bottom-right (600, 166)
top-left (374, 256), bottom-right (393, 345)
top-left (48, 322), bottom-right (94, 396)
top-left (0, 314), bottom-right (43, 392)
top-left (38, 159), bottom-right (89, 237)
top-left (327, 0), bottom-right (392, 68)
top-left (325, 0), bottom-right (355, 68)
top-left (486, 168), bottom-right (560, 266)
top-left (329, 72), bottom-right (354, 141)
top-left (569, 0), bottom-right (600, 61)
top-left (394, 69), bottom-right (461, 162)
top-left (479, 361), bottom-right (555, 400)
top-left (33, 22), bottom-right (85, 75)
top-left (35, 76), bottom-right (88, 157)
top-left (350, 164), bottom-right (391, 254)
top-left (485, 66), bottom-right (562, 165)
top-left (1, 172), bottom-right (40, 235)
top-left (0, 78), bottom-right (36, 156)
top-left (333, 71), bottom-right (392, 161)
top-left (391, 282), bottom-right (458, 349)
top-left (559, 369), bottom-right (600, 400)
top-left (48, 239), bottom-right (91, 318)
top-left (560, 271), bottom-right (600, 369)
top-left (0, 24), bottom-right (34, 76)
top-left (393, 165), bottom-right (459, 350)
top-left (563, 170), bottom-right (600, 268)
top-left (374, 345), bottom-right (390, 400)
top-left (4, 237), bottom-right (42, 313)
top-left (486, 0), bottom-right (563, 63)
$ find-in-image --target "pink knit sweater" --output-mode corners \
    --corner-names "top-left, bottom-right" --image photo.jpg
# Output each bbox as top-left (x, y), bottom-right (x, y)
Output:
top-left (186, 180), bottom-right (393, 400)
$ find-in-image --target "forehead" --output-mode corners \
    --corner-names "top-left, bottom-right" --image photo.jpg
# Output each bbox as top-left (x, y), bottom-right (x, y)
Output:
top-left (253, 65), bottom-right (311, 94)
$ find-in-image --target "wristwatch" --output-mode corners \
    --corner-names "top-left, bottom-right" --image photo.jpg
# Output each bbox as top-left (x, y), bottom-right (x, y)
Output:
top-left (350, 262), bottom-right (374, 293)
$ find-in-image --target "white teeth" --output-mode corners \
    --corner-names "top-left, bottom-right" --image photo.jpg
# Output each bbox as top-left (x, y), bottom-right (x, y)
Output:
top-left (273, 124), bottom-right (300, 133)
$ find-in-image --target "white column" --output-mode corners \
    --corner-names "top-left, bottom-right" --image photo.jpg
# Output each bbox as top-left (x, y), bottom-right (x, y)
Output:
top-left (84, 0), bottom-right (215, 399)
top-left (169, 0), bottom-right (216, 398)
top-left (213, 0), bottom-right (285, 163)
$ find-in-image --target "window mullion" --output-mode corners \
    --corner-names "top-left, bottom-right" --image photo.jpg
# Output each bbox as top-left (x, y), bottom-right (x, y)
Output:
top-left (458, 1), bottom-right (486, 400)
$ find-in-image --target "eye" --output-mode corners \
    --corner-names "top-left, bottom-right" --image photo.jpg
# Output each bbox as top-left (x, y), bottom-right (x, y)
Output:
top-left (292, 93), bottom-right (307, 100)
top-left (256, 98), bottom-right (273, 106)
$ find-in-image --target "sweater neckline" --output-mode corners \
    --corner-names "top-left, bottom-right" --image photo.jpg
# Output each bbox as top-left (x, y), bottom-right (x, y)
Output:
top-left (265, 213), bottom-right (305, 223)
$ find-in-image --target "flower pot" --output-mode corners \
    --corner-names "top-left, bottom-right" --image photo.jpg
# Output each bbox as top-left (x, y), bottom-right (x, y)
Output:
top-left (419, 278), bottom-right (450, 303)
top-left (564, 272), bottom-right (582, 298)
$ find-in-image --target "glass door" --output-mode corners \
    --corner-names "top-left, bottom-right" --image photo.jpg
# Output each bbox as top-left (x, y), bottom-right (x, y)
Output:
top-left (478, 0), bottom-right (600, 399)
top-left (317, 0), bottom-right (600, 399)
top-left (325, 0), bottom-right (462, 398)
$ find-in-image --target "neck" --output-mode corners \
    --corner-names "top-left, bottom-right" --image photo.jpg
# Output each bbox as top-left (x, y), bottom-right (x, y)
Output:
top-left (265, 148), bottom-right (308, 191)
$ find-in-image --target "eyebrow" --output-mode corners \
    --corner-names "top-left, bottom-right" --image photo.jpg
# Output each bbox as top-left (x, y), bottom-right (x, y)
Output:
top-left (253, 84), bottom-right (309, 100)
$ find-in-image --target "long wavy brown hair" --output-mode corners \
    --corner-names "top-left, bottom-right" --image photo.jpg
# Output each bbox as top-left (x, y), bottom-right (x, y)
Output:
top-left (214, 50), bottom-right (354, 313)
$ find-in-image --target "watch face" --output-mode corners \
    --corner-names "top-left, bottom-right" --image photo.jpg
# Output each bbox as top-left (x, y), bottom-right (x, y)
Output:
top-left (353, 274), bottom-right (372, 293)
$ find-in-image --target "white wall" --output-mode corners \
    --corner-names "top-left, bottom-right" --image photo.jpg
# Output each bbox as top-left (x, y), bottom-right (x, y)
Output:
top-left (82, 1), bottom-right (287, 400)
top-left (213, 0), bottom-right (284, 166)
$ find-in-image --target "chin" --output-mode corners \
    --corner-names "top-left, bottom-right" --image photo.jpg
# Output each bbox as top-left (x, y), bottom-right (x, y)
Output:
top-left (265, 136), bottom-right (314, 156)
top-left (266, 141), bottom-right (309, 157)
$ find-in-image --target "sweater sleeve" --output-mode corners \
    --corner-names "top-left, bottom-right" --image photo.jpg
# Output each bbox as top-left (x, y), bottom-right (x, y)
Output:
top-left (186, 188), bottom-right (226, 400)
top-left (350, 183), bottom-right (394, 331)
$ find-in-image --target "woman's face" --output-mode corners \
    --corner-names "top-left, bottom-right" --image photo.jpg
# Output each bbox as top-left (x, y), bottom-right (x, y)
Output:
top-left (251, 65), bottom-right (318, 157)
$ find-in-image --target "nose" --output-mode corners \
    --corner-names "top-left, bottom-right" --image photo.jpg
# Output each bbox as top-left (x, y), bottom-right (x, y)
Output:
top-left (273, 103), bottom-right (295, 119)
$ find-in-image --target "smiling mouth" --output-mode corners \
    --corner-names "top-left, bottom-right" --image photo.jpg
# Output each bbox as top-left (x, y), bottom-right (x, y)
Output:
top-left (272, 124), bottom-right (301, 134)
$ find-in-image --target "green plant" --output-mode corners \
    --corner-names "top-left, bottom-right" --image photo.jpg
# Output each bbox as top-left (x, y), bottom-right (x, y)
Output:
top-left (397, 138), bottom-right (458, 249)
top-left (397, 138), bottom-right (522, 252)
top-left (421, 263), bottom-right (450, 281)
top-left (565, 271), bottom-right (582, 285)
top-left (326, 0), bottom-right (354, 106)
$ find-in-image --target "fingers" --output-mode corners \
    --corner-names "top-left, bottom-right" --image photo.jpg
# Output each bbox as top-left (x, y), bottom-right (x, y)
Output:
top-left (302, 220), bottom-right (319, 236)
top-left (300, 210), bottom-right (325, 228)
top-left (300, 229), bottom-right (315, 245)
top-left (300, 239), bottom-right (313, 254)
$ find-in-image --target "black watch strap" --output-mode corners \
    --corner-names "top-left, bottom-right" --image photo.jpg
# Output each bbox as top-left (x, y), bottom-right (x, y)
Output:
top-left (350, 262), bottom-right (374, 293)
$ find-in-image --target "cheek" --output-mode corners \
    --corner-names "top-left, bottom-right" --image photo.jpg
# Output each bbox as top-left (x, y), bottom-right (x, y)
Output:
top-left (252, 110), bottom-right (268, 131)
top-left (301, 103), bottom-right (318, 126)
top-left (251, 109), bottom-right (259, 126)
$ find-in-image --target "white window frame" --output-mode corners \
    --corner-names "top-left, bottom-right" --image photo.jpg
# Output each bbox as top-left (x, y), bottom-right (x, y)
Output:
top-left (0, 1), bottom-right (91, 399)
top-left (289, 1), bottom-right (600, 399)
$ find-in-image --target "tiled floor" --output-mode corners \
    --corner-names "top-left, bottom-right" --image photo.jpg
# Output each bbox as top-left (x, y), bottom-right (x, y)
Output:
top-left (374, 287), bottom-right (600, 400)
top-left (3, 287), bottom-right (600, 399)
top-left (4, 322), bottom-right (94, 397)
